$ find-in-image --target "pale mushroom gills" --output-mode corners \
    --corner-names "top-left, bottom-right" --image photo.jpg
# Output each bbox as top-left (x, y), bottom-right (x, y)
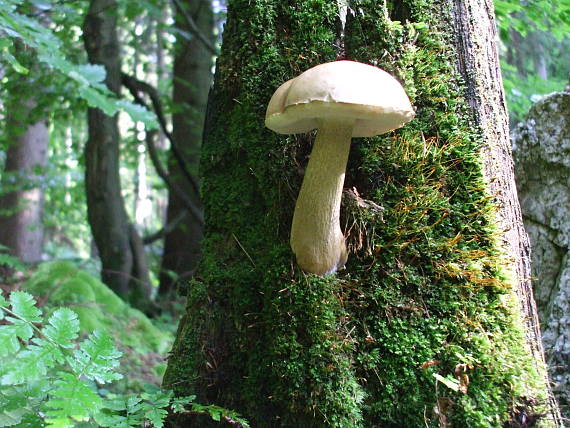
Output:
top-left (265, 60), bottom-right (414, 275)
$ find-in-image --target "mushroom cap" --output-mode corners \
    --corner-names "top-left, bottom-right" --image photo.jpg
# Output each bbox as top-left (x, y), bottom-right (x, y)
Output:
top-left (265, 60), bottom-right (414, 138)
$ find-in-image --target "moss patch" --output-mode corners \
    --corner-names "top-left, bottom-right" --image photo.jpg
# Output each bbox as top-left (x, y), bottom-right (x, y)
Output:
top-left (24, 261), bottom-right (172, 354)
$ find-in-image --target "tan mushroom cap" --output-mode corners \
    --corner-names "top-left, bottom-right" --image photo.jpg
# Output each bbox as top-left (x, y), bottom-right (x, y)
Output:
top-left (265, 60), bottom-right (415, 138)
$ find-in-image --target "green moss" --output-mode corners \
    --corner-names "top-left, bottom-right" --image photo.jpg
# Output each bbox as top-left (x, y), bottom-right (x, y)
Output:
top-left (164, 0), bottom-right (551, 426)
top-left (24, 261), bottom-right (171, 354)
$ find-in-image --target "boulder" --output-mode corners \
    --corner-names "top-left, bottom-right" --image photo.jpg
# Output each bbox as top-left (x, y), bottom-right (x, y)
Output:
top-left (512, 82), bottom-right (570, 417)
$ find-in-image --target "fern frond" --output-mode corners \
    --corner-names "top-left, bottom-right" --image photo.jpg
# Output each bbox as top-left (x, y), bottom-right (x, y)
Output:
top-left (8, 292), bottom-right (42, 323)
top-left (0, 292), bottom-right (42, 356)
top-left (68, 330), bottom-right (122, 384)
top-left (44, 372), bottom-right (102, 427)
top-left (42, 308), bottom-right (80, 348)
top-left (95, 396), bottom-right (144, 428)
top-left (1, 339), bottom-right (62, 385)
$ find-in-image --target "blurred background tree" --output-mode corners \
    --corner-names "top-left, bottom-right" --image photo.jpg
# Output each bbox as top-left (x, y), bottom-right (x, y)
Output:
top-left (495, 0), bottom-right (570, 125)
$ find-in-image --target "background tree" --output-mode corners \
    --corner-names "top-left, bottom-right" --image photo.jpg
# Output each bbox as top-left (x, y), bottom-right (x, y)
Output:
top-left (163, 0), bottom-right (561, 426)
top-left (83, 0), bottom-right (152, 309)
top-left (495, 0), bottom-right (570, 125)
top-left (0, 53), bottom-right (48, 265)
top-left (158, 0), bottom-right (215, 297)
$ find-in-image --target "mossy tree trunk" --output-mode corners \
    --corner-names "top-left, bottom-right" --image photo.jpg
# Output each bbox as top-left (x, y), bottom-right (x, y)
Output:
top-left (164, 0), bottom-right (561, 426)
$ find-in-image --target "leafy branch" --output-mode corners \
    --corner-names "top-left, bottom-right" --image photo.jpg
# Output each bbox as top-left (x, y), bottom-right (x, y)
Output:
top-left (0, 0), bottom-right (158, 129)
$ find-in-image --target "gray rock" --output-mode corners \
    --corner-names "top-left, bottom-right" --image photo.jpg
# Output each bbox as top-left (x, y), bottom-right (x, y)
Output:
top-left (512, 83), bottom-right (570, 419)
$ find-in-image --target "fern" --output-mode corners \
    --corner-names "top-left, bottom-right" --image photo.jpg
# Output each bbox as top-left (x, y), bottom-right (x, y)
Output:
top-left (0, 291), bottom-right (250, 427)
top-left (0, 292), bottom-right (120, 427)
top-left (0, 246), bottom-right (25, 273)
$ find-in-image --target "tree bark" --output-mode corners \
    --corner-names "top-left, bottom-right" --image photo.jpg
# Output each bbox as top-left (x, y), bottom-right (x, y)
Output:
top-left (158, 0), bottom-right (214, 297)
top-left (164, 0), bottom-right (560, 426)
top-left (451, 1), bottom-right (560, 422)
top-left (83, 0), bottom-right (152, 310)
top-left (0, 101), bottom-right (48, 263)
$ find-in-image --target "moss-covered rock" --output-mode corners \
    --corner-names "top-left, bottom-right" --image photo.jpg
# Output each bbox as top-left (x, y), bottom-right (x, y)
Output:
top-left (24, 261), bottom-right (171, 355)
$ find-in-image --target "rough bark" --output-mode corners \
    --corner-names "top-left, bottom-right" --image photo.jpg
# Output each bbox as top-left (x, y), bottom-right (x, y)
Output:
top-left (452, 0), bottom-right (561, 423)
top-left (0, 101), bottom-right (48, 263)
top-left (158, 0), bottom-right (213, 297)
top-left (83, 0), bottom-right (151, 308)
top-left (164, 0), bottom-right (560, 426)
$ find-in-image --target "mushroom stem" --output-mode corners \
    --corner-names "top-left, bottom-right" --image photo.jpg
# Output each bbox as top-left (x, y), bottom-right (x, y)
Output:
top-left (290, 118), bottom-right (354, 275)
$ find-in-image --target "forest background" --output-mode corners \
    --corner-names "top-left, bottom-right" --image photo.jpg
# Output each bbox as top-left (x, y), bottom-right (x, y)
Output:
top-left (0, 0), bottom-right (569, 426)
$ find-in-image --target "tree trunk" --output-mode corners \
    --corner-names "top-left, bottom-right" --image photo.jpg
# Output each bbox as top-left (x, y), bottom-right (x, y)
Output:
top-left (158, 0), bottom-right (214, 297)
top-left (0, 101), bottom-right (48, 263)
top-left (164, 0), bottom-right (560, 426)
top-left (83, 0), bottom-right (152, 310)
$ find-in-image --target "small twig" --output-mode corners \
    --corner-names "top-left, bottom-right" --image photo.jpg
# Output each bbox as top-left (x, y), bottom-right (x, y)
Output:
top-left (143, 210), bottom-right (188, 245)
top-left (232, 234), bottom-right (256, 267)
top-left (144, 129), bottom-right (204, 225)
top-left (171, 0), bottom-right (218, 56)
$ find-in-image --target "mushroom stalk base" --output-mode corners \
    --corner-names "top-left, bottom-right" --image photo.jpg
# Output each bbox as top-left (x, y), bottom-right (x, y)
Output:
top-left (290, 119), bottom-right (353, 275)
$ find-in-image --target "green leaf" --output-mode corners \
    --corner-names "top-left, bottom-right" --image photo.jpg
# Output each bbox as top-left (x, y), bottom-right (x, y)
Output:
top-left (116, 100), bottom-right (159, 130)
top-left (96, 396), bottom-right (143, 428)
top-left (93, 411), bottom-right (131, 428)
top-left (68, 330), bottom-right (122, 384)
top-left (78, 86), bottom-right (118, 116)
top-left (9, 292), bottom-right (41, 323)
top-left (45, 372), bottom-right (102, 426)
top-left (0, 325), bottom-right (23, 356)
top-left (433, 373), bottom-right (460, 392)
top-left (0, 253), bottom-right (25, 273)
top-left (42, 308), bottom-right (80, 348)
top-left (144, 407), bottom-right (167, 427)
top-left (0, 48), bottom-right (28, 74)
top-left (170, 395), bottom-right (195, 413)
top-left (74, 64), bottom-right (106, 85)
top-left (1, 339), bottom-right (62, 385)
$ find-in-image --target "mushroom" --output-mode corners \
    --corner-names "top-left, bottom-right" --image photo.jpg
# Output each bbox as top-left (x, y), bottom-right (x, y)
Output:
top-left (265, 60), bottom-right (414, 275)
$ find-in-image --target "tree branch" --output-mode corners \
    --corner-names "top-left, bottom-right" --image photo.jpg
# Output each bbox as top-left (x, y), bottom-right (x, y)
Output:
top-left (143, 209), bottom-right (188, 245)
top-left (120, 73), bottom-right (204, 226)
top-left (171, 0), bottom-right (218, 56)
top-left (145, 129), bottom-right (204, 225)
top-left (121, 72), bottom-right (201, 198)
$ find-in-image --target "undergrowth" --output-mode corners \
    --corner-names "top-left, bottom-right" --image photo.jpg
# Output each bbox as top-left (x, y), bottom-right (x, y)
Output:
top-left (0, 291), bottom-right (249, 427)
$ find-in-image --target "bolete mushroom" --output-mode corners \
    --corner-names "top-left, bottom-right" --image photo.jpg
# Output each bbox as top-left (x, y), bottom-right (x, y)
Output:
top-left (265, 60), bottom-right (414, 275)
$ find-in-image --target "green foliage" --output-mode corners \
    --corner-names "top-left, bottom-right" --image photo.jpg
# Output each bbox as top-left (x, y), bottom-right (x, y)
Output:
top-left (0, 291), bottom-right (119, 427)
top-left (495, 0), bottom-right (570, 40)
top-left (495, 0), bottom-right (570, 124)
top-left (501, 63), bottom-right (567, 123)
top-left (0, 291), bottom-right (250, 427)
top-left (24, 261), bottom-right (172, 354)
top-left (0, 0), bottom-right (158, 129)
top-left (0, 245), bottom-right (25, 274)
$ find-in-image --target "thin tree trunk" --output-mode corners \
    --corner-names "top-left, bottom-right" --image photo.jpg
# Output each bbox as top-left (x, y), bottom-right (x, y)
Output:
top-left (158, 0), bottom-right (214, 297)
top-left (164, 0), bottom-right (560, 426)
top-left (0, 101), bottom-right (48, 263)
top-left (83, 0), bottom-right (152, 310)
top-left (452, 0), bottom-right (561, 422)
